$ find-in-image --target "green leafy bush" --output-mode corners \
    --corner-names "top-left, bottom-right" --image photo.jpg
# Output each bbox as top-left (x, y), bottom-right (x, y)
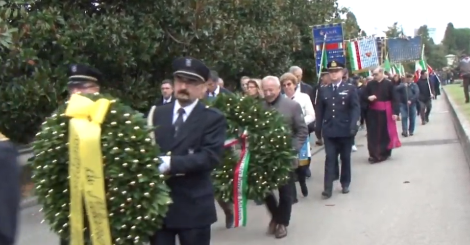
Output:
top-left (0, 0), bottom-right (357, 144)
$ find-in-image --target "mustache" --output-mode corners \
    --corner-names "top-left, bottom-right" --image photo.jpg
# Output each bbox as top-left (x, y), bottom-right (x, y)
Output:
top-left (177, 90), bottom-right (189, 95)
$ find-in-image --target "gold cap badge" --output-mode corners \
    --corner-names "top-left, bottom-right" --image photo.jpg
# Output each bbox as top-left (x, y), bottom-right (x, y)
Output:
top-left (331, 61), bottom-right (337, 67)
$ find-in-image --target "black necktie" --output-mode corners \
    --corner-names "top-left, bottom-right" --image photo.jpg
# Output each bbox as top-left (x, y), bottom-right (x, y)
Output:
top-left (333, 85), bottom-right (337, 91)
top-left (173, 108), bottom-right (185, 137)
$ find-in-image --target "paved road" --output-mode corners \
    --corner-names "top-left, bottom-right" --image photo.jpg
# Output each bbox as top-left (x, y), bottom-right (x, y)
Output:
top-left (17, 96), bottom-right (470, 245)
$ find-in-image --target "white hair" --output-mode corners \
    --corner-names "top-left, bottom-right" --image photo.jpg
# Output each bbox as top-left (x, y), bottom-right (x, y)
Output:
top-left (289, 66), bottom-right (302, 73)
top-left (262, 76), bottom-right (280, 87)
top-left (371, 66), bottom-right (384, 73)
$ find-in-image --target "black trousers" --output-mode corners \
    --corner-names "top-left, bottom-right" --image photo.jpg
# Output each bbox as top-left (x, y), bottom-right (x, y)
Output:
top-left (418, 99), bottom-right (432, 122)
top-left (216, 199), bottom-right (232, 214)
top-left (264, 171), bottom-right (295, 226)
top-left (323, 137), bottom-right (353, 191)
top-left (150, 226), bottom-right (211, 245)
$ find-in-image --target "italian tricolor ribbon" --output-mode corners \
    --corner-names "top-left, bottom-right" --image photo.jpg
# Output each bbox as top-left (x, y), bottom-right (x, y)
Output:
top-left (224, 130), bottom-right (250, 227)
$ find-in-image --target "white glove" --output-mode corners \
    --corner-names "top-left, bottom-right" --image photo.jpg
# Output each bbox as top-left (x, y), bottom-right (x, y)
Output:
top-left (158, 156), bottom-right (171, 173)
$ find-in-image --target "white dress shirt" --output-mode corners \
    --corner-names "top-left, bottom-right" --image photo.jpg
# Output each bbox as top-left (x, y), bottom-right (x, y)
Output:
top-left (208, 86), bottom-right (220, 97)
top-left (159, 99), bottom-right (199, 173)
top-left (163, 96), bottom-right (172, 104)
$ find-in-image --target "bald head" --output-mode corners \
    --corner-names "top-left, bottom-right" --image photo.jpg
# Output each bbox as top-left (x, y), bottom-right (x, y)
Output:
top-left (289, 66), bottom-right (303, 83)
top-left (372, 67), bottom-right (385, 81)
top-left (218, 78), bottom-right (224, 87)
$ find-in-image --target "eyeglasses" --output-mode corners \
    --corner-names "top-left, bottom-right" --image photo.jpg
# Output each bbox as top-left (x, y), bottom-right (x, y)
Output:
top-left (372, 73), bottom-right (379, 76)
top-left (282, 82), bottom-right (294, 87)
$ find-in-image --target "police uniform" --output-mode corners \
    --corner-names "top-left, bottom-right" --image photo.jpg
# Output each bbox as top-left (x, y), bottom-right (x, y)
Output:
top-left (315, 61), bottom-right (360, 198)
top-left (67, 64), bottom-right (103, 87)
top-left (147, 57), bottom-right (227, 245)
top-left (59, 64), bottom-right (103, 245)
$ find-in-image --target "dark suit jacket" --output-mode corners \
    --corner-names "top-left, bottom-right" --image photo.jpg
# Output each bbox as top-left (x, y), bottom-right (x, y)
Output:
top-left (206, 87), bottom-right (232, 97)
top-left (315, 82), bottom-right (360, 138)
top-left (300, 82), bottom-right (315, 132)
top-left (0, 140), bottom-right (20, 245)
top-left (219, 87), bottom-right (231, 94)
top-left (300, 82), bottom-right (315, 106)
top-left (154, 96), bottom-right (175, 106)
top-left (147, 102), bottom-right (227, 229)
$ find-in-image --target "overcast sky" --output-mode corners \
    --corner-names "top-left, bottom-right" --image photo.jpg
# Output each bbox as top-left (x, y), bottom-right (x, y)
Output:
top-left (338, 0), bottom-right (466, 43)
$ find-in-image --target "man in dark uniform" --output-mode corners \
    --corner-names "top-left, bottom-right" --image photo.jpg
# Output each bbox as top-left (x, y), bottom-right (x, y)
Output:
top-left (0, 132), bottom-right (20, 245)
top-left (59, 64), bottom-right (104, 245)
top-left (315, 61), bottom-right (360, 199)
top-left (148, 57), bottom-right (227, 245)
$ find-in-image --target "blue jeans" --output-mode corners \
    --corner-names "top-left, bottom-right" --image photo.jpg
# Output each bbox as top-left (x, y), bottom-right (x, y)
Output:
top-left (400, 103), bottom-right (417, 134)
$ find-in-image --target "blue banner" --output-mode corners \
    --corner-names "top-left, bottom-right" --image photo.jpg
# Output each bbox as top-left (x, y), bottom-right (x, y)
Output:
top-left (387, 36), bottom-right (422, 63)
top-left (312, 23), bottom-right (345, 73)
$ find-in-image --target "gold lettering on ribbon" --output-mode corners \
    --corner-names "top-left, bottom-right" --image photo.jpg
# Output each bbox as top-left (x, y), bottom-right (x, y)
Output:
top-left (66, 94), bottom-right (112, 245)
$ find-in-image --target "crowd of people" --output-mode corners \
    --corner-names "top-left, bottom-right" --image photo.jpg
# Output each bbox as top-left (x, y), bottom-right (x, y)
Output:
top-left (152, 58), bottom-right (443, 243)
top-left (0, 56), bottom-right (443, 245)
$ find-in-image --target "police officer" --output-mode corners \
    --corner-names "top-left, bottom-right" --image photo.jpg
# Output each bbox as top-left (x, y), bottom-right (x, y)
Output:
top-left (315, 61), bottom-right (360, 199)
top-left (0, 132), bottom-right (20, 245)
top-left (59, 64), bottom-right (103, 245)
top-left (148, 57), bottom-right (227, 245)
top-left (67, 64), bottom-right (103, 95)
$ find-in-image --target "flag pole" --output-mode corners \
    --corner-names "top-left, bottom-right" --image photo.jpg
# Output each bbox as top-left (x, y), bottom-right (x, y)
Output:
top-left (317, 34), bottom-right (327, 79)
top-left (422, 44), bottom-right (433, 96)
top-left (314, 34), bottom-right (327, 105)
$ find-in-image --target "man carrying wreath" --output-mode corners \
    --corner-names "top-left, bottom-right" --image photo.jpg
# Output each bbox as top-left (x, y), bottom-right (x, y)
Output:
top-left (147, 57), bottom-right (227, 245)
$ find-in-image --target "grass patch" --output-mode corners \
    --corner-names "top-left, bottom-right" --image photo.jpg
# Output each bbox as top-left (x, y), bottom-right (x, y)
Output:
top-left (445, 84), bottom-right (470, 120)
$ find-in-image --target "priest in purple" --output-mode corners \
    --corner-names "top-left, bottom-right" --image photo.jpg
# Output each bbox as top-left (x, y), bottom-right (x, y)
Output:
top-left (364, 66), bottom-right (401, 163)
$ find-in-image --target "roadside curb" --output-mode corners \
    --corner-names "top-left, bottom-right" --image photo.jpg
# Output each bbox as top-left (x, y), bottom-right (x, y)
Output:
top-left (443, 88), bottom-right (470, 164)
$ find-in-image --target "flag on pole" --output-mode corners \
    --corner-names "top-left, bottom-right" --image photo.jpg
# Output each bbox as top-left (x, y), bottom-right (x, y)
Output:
top-left (383, 53), bottom-right (393, 75)
top-left (321, 47), bottom-right (328, 72)
top-left (414, 46), bottom-right (427, 82)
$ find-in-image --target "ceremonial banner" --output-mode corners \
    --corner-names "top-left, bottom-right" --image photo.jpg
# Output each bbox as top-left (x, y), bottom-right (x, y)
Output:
top-left (312, 23), bottom-right (345, 72)
top-left (387, 36), bottom-right (422, 63)
top-left (346, 38), bottom-right (379, 73)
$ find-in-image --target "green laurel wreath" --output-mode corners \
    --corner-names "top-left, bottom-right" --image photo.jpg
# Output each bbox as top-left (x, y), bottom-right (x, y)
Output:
top-left (31, 93), bottom-right (171, 245)
top-left (209, 94), bottom-right (295, 202)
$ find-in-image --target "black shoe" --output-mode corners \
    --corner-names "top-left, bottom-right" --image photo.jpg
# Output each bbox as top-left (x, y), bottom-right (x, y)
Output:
top-left (409, 132), bottom-right (414, 136)
top-left (225, 213), bottom-right (234, 229)
top-left (300, 182), bottom-right (308, 197)
top-left (293, 198), bottom-right (299, 204)
top-left (342, 186), bottom-right (350, 194)
top-left (321, 190), bottom-right (332, 199)
top-left (401, 132), bottom-right (408, 137)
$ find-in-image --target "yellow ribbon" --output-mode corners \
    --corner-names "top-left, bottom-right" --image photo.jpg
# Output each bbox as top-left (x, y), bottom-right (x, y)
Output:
top-left (65, 94), bottom-right (112, 245)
